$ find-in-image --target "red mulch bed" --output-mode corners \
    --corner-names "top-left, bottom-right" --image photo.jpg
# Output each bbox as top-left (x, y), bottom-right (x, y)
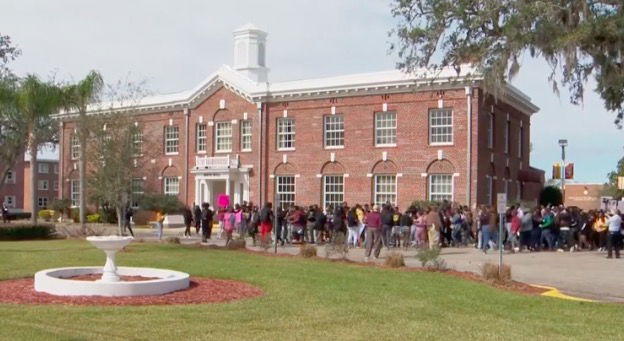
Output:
top-left (0, 277), bottom-right (263, 306)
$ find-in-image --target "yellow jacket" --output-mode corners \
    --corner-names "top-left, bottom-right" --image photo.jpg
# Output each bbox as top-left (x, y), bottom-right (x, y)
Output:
top-left (156, 211), bottom-right (165, 223)
top-left (593, 217), bottom-right (608, 232)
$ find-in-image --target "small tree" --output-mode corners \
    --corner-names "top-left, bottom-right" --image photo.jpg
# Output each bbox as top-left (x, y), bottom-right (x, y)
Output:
top-left (139, 194), bottom-right (183, 214)
top-left (539, 186), bottom-right (563, 207)
top-left (602, 156), bottom-right (624, 200)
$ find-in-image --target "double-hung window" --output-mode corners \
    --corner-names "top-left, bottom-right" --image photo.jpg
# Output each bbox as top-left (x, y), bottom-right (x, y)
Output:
top-left (164, 126), bottom-right (179, 154)
top-left (38, 163), bottom-right (49, 174)
top-left (4, 196), bottom-right (15, 208)
top-left (323, 175), bottom-right (344, 209)
top-left (132, 129), bottom-right (143, 156)
top-left (38, 180), bottom-right (49, 191)
top-left (70, 180), bottom-right (80, 207)
top-left (196, 123), bottom-right (207, 153)
top-left (277, 118), bottom-right (295, 150)
top-left (518, 126), bottom-right (524, 158)
top-left (131, 178), bottom-right (144, 208)
top-left (375, 112), bottom-right (396, 146)
top-left (240, 120), bottom-right (252, 151)
top-left (373, 175), bottom-right (396, 206)
top-left (215, 122), bottom-right (232, 153)
top-left (4, 170), bottom-right (14, 184)
top-left (70, 134), bottom-right (80, 160)
top-left (324, 115), bottom-right (344, 148)
top-left (163, 177), bottom-right (180, 196)
top-left (38, 197), bottom-right (48, 208)
top-left (276, 175), bottom-right (295, 209)
top-left (429, 108), bottom-right (453, 145)
top-left (505, 120), bottom-right (511, 154)
top-left (428, 174), bottom-right (453, 202)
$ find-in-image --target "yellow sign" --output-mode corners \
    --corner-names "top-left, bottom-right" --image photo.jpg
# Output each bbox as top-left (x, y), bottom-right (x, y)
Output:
top-left (618, 176), bottom-right (624, 190)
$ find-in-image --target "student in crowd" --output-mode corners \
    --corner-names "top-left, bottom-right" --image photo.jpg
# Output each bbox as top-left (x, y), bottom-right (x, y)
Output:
top-left (200, 203), bottom-right (213, 243)
top-left (539, 207), bottom-right (555, 250)
top-left (606, 210), bottom-right (622, 259)
top-left (182, 205), bottom-right (193, 238)
top-left (193, 204), bottom-right (202, 235)
top-left (259, 202), bottom-right (273, 244)
top-left (519, 208), bottom-right (533, 251)
top-left (347, 207), bottom-right (360, 248)
top-left (381, 204), bottom-right (394, 249)
top-left (124, 205), bottom-right (134, 237)
top-left (427, 206), bottom-right (442, 249)
top-left (155, 210), bottom-right (165, 240)
top-left (364, 205), bottom-right (382, 261)
top-left (593, 211), bottom-right (609, 251)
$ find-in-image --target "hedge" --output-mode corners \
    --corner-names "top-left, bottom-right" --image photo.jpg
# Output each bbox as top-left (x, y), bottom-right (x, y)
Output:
top-left (0, 224), bottom-right (56, 241)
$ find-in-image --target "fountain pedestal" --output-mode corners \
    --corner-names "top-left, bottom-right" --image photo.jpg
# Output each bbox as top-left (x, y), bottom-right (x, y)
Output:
top-left (86, 236), bottom-right (133, 282)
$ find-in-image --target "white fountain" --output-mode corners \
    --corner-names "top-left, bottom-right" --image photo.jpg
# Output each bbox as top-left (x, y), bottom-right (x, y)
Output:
top-left (34, 236), bottom-right (189, 297)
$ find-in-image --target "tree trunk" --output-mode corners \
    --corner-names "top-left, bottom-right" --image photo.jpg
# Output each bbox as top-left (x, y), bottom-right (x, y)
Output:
top-left (29, 139), bottom-right (38, 224)
top-left (79, 132), bottom-right (87, 234)
top-left (117, 206), bottom-right (124, 236)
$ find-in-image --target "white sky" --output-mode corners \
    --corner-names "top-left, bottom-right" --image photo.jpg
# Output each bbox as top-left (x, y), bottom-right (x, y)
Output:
top-left (2, 0), bottom-right (622, 183)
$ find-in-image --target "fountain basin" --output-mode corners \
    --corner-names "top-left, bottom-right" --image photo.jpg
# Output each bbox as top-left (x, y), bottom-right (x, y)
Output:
top-left (34, 266), bottom-right (190, 297)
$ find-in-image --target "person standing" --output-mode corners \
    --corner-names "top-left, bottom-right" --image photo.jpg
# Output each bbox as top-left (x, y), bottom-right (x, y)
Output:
top-left (479, 206), bottom-right (491, 253)
top-left (259, 202), bottom-right (274, 244)
top-left (519, 209), bottom-right (533, 252)
top-left (426, 206), bottom-right (442, 249)
top-left (539, 207), bottom-right (556, 250)
top-left (593, 211), bottom-right (609, 251)
top-left (2, 203), bottom-right (9, 223)
top-left (182, 205), bottom-right (193, 238)
top-left (193, 204), bottom-right (202, 235)
top-left (200, 203), bottom-right (214, 242)
top-left (155, 210), bottom-right (165, 240)
top-left (364, 205), bottom-right (382, 261)
top-left (313, 206), bottom-right (326, 244)
top-left (346, 207), bottom-right (360, 248)
top-left (124, 205), bottom-right (134, 237)
top-left (381, 205), bottom-right (394, 249)
top-left (606, 210), bottom-right (622, 259)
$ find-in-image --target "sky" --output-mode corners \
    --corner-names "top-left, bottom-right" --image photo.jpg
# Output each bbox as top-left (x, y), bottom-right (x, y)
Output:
top-left (1, 0), bottom-right (622, 183)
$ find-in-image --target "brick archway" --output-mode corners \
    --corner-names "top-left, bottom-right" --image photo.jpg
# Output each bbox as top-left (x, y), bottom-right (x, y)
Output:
top-left (425, 159), bottom-right (455, 173)
top-left (320, 161), bottom-right (345, 174)
top-left (273, 162), bottom-right (297, 175)
top-left (371, 160), bottom-right (398, 174)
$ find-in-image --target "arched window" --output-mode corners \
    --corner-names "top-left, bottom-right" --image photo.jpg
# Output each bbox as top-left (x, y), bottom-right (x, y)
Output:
top-left (321, 162), bottom-right (345, 209)
top-left (372, 160), bottom-right (398, 206)
top-left (426, 159), bottom-right (455, 202)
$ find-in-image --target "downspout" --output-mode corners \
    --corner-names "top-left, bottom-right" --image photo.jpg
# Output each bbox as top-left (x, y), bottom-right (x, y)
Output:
top-left (465, 86), bottom-right (473, 209)
top-left (256, 101), bottom-right (263, 206)
top-left (184, 107), bottom-right (190, 206)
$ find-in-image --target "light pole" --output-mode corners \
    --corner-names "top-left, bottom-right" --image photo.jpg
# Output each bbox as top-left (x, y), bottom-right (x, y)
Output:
top-left (558, 139), bottom-right (568, 204)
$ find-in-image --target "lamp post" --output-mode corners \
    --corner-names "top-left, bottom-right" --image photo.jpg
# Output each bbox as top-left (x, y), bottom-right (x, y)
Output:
top-left (558, 139), bottom-right (568, 204)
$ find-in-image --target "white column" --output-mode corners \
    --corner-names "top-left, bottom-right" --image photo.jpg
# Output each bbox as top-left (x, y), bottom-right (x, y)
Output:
top-left (194, 178), bottom-right (200, 205)
top-left (225, 178), bottom-right (231, 201)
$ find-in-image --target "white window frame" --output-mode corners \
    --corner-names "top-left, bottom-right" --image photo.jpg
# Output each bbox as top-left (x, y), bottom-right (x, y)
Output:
top-left (323, 175), bottom-right (344, 209)
top-left (196, 123), bottom-right (207, 153)
top-left (275, 175), bottom-right (296, 209)
top-left (132, 129), bottom-right (143, 156)
top-left (488, 114), bottom-right (494, 149)
top-left (374, 112), bottom-right (397, 147)
top-left (163, 176), bottom-right (180, 196)
top-left (504, 120), bottom-right (510, 154)
top-left (38, 197), bottom-right (48, 208)
top-left (428, 174), bottom-right (453, 202)
top-left (70, 134), bottom-right (81, 160)
top-left (429, 108), bottom-right (453, 145)
top-left (4, 170), bottom-right (15, 184)
top-left (240, 120), bottom-right (252, 152)
top-left (38, 180), bottom-right (49, 191)
top-left (4, 195), bottom-right (15, 208)
top-left (164, 126), bottom-right (179, 155)
top-left (373, 174), bottom-right (397, 206)
top-left (38, 163), bottom-right (49, 174)
top-left (70, 179), bottom-right (80, 207)
top-left (277, 118), bottom-right (295, 151)
top-left (324, 115), bottom-right (344, 149)
top-left (131, 178), bottom-right (144, 208)
top-left (215, 121), bottom-right (233, 153)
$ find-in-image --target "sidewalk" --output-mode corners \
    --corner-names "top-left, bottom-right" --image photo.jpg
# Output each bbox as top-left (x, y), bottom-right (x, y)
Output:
top-left (133, 226), bottom-right (624, 303)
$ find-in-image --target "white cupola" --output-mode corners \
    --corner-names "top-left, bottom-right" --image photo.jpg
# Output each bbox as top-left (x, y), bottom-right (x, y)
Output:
top-left (232, 23), bottom-right (269, 83)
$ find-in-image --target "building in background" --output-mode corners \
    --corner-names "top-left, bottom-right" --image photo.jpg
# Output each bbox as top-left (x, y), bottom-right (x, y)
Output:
top-left (56, 24), bottom-right (543, 210)
top-left (563, 182), bottom-right (604, 210)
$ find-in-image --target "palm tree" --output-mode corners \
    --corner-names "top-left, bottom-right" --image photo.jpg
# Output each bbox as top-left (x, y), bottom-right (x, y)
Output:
top-left (62, 71), bottom-right (103, 233)
top-left (14, 75), bottom-right (62, 223)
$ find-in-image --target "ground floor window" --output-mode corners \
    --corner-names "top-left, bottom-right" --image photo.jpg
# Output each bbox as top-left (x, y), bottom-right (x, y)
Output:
top-left (131, 178), bottom-right (144, 208)
top-left (276, 176), bottom-right (295, 209)
top-left (429, 174), bottom-right (453, 202)
top-left (374, 175), bottom-right (396, 207)
top-left (4, 196), bottom-right (15, 208)
top-left (38, 197), bottom-right (48, 208)
top-left (164, 177), bottom-right (180, 196)
top-left (323, 175), bottom-right (344, 210)
top-left (70, 180), bottom-right (80, 207)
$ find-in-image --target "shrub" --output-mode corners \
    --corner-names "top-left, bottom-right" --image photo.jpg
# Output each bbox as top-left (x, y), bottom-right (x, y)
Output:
top-left (9, 212), bottom-right (32, 221)
top-left (325, 232), bottom-right (348, 259)
top-left (299, 244), bottom-right (317, 258)
top-left (87, 214), bottom-right (101, 223)
top-left (165, 236), bottom-right (180, 244)
top-left (70, 208), bottom-right (80, 223)
top-left (50, 199), bottom-right (71, 218)
top-left (416, 247), bottom-right (447, 270)
top-left (481, 262), bottom-right (512, 283)
top-left (539, 186), bottom-right (563, 207)
top-left (385, 252), bottom-right (405, 268)
top-left (226, 239), bottom-right (246, 250)
top-left (0, 224), bottom-right (55, 240)
top-left (100, 207), bottom-right (118, 224)
top-left (139, 194), bottom-right (183, 214)
top-left (37, 209), bottom-right (53, 222)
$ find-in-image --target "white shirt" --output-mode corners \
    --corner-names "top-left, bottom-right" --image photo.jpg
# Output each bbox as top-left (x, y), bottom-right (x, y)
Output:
top-left (607, 214), bottom-right (622, 232)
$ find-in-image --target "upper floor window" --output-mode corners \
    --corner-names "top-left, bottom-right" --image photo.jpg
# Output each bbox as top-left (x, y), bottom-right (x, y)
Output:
top-left (132, 129), bottom-right (143, 156)
top-left (375, 112), bottom-right (396, 146)
top-left (324, 115), bottom-right (344, 148)
top-left (488, 114), bottom-right (494, 149)
top-left (164, 126), bottom-right (179, 154)
top-left (38, 180), bottom-right (49, 191)
top-left (196, 123), bottom-right (207, 153)
top-left (70, 134), bottom-right (80, 160)
top-left (131, 178), bottom-right (144, 208)
top-left (4, 170), bottom-right (15, 184)
top-left (38, 163), bottom-right (49, 174)
top-left (241, 120), bottom-right (252, 151)
top-left (518, 126), bottom-right (524, 158)
top-left (215, 121), bottom-right (233, 153)
top-left (504, 120), bottom-right (511, 154)
top-left (429, 108), bottom-right (453, 145)
top-left (277, 118), bottom-right (295, 150)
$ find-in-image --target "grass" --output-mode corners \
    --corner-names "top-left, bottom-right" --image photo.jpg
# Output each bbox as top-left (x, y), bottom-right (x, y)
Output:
top-left (1, 240), bottom-right (623, 340)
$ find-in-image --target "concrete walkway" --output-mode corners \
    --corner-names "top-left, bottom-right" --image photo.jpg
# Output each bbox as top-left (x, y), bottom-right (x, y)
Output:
top-left (119, 226), bottom-right (624, 303)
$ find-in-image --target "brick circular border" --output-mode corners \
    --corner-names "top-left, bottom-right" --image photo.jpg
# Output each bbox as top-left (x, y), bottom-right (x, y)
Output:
top-left (0, 277), bottom-right (263, 306)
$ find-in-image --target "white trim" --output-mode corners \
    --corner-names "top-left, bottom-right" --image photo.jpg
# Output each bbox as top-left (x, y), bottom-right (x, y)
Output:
top-left (330, 152), bottom-right (335, 162)
top-left (199, 116), bottom-right (204, 123)
top-left (294, 174), bottom-right (301, 178)
top-left (269, 174), bottom-right (275, 179)
top-left (396, 173), bottom-right (403, 177)
top-left (283, 109), bottom-right (288, 118)
top-left (382, 103), bottom-right (388, 112)
top-left (316, 174), bottom-right (322, 178)
top-left (331, 106), bottom-right (336, 115)
top-left (324, 146), bottom-right (344, 150)
top-left (219, 99), bottom-right (226, 109)
top-left (382, 151), bottom-right (387, 161)
top-left (208, 121), bottom-right (214, 127)
top-left (366, 173), bottom-right (373, 178)
top-left (453, 172), bottom-right (460, 177)
top-left (437, 150), bottom-right (444, 160)
top-left (437, 99), bottom-right (443, 108)
top-left (282, 154), bottom-right (287, 163)
top-left (420, 173), bottom-right (428, 177)
top-left (168, 119), bottom-right (173, 126)
top-left (231, 119), bottom-right (238, 124)
top-left (243, 112), bottom-right (248, 120)
top-left (343, 173), bottom-right (349, 177)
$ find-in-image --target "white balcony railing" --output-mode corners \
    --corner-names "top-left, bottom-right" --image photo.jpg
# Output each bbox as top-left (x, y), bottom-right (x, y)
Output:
top-left (195, 155), bottom-right (239, 170)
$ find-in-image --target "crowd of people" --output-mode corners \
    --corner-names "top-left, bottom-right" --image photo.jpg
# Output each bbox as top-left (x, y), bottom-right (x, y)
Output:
top-left (178, 200), bottom-right (624, 260)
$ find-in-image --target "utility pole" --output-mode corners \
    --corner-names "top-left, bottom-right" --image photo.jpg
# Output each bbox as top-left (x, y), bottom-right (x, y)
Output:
top-left (558, 139), bottom-right (568, 203)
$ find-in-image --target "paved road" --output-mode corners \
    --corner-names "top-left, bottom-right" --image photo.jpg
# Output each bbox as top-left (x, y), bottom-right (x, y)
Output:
top-left (113, 226), bottom-right (624, 302)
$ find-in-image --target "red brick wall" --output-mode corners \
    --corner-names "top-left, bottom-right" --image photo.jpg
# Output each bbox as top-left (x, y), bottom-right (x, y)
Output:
top-left (0, 158), bottom-right (25, 211)
top-left (23, 160), bottom-right (60, 213)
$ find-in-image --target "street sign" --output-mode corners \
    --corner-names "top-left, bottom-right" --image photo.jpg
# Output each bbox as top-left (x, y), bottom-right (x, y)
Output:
top-left (497, 193), bottom-right (507, 212)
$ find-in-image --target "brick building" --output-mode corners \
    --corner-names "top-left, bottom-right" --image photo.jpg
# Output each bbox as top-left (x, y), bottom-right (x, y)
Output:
top-left (57, 24), bottom-right (543, 211)
top-left (2, 156), bottom-right (59, 214)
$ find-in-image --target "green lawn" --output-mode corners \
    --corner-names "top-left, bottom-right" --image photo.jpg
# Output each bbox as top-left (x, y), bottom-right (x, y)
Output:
top-left (0, 240), bottom-right (622, 340)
